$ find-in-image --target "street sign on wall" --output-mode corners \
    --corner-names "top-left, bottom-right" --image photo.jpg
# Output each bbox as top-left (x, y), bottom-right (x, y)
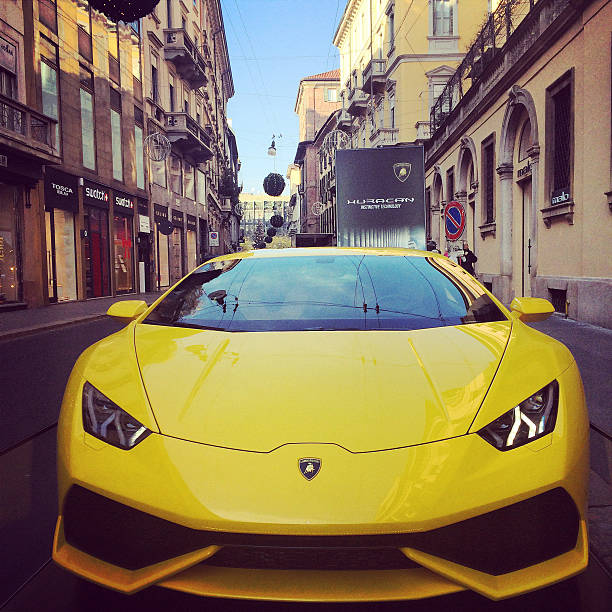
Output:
top-left (209, 231), bottom-right (219, 247)
top-left (444, 201), bottom-right (466, 241)
top-left (335, 146), bottom-right (426, 249)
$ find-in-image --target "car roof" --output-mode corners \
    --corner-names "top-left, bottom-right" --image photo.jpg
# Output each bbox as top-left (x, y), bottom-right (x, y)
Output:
top-left (204, 247), bottom-right (442, 264)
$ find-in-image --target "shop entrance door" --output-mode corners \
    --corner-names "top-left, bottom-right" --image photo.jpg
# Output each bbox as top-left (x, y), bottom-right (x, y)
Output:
top-left (138, 233), bottom-right (151, 292)
top-left (45, 208), bottom-right (77, 302)
top-left (520, 178), bottom-right (532, 297)
top-left (84, 206), bottom-right (111, 298)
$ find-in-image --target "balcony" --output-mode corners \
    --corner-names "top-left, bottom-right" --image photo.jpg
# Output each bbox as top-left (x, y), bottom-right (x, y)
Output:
top-left (165, 112), bottom-right (213, 163)
top-left (163, 28), bottom-right (207, 88)
top-left (361, 58), bottom-right (386, 95)
top-left (337, 109), bottom-right (352, 131)
top-left (346, 87), bottom-right (368, 117)
top-left (0, 94), bottom-right (59, 163)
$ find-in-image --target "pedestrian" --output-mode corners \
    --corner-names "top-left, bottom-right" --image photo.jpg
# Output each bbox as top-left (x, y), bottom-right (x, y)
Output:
top-left (460, 241), bottom-right (478, 275)
top-left (426, 240), bottom-right (441, 253)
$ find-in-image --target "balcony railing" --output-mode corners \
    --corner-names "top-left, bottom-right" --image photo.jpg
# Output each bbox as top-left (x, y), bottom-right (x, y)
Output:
top-left (165, 112), bottom-right (213, 163)
top-left (429, 0), bottom-right (573, 138)
top-left (163, 28), bottom-right (207, 88)
top-left (361, 58), bottom-right (386, 95)
top-left (346, 87), bottom-right (368, 117)
top-left (0, 93), bottom-right (58, 156)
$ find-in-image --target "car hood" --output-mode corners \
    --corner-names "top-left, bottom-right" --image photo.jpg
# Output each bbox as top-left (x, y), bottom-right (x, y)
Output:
top-left (135, 322), bottom-right (511, 452)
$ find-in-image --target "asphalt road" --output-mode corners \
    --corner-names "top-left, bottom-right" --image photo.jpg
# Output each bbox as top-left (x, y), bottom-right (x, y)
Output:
top-left (1, 317), bottom-right (610, 611)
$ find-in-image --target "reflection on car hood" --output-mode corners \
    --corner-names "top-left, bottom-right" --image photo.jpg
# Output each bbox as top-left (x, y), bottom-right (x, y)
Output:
top-left (135, 322), bottom-right (511, 452)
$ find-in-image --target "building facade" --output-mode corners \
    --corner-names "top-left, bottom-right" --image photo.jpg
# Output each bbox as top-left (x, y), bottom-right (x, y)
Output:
top-left (333, 0), bottom-right (489, 146)
top-left (0, 0), bottom-right (237, 311)
top-left (293, 69), bottom-right (341, 234)
top-left (424, 0), bottom-right (612, 328)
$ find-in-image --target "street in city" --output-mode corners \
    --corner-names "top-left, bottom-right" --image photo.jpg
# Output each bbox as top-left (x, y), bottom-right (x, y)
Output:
top-left (0, 311), bottom-right (610, 611)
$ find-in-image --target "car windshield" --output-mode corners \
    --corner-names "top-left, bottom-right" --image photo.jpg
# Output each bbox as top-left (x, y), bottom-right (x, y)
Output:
top-left (143, 254), bottom-right (506, 332)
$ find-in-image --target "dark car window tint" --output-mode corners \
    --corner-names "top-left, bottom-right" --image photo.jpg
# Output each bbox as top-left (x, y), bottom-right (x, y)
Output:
top-left (143, 255), bottom-right (506, 332)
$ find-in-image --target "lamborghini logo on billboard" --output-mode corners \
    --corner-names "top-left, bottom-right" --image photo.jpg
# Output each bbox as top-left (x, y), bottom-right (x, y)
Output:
top-left (393, 163), bottom-right (412, 182)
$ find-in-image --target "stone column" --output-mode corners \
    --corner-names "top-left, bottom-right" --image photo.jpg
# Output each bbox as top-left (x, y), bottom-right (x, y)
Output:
top-left (497, 163), bottom-right (514, 303)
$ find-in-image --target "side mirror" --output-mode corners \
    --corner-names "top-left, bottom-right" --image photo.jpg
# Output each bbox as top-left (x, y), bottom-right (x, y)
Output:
top-left (107, 300), bottom-right (148, 323)
top-left (510, 297), bottom-right (555, 323)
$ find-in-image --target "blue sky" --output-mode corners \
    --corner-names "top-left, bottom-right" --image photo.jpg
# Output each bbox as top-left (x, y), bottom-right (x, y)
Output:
top-left (221, 0), bottom-right (344, 195)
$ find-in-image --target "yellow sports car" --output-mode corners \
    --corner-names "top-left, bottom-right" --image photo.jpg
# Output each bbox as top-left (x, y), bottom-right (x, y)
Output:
top-left (53, 248), bottom-right (589, 602)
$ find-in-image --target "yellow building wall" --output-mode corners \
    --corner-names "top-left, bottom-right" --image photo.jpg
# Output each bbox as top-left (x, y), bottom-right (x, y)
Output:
top-left (425, 0), bottom-right (612, 325)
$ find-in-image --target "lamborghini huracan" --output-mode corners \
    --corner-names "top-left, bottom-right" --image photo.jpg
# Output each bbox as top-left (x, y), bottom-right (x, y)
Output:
top-left (53, 248), bottom-right (589, 602)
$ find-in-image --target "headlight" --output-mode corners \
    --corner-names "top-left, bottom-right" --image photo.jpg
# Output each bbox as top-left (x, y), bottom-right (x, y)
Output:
top-left (82, 382), bottom-right (151, 450)
top-left (477, 381), bottom-right (558, 450)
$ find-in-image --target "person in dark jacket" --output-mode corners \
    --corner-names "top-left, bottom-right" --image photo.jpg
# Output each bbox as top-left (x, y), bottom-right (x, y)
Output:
top-left (460, 241), bottom-right (477, 275)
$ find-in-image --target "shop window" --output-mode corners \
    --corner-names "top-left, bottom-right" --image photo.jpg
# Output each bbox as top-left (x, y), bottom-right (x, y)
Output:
top-left (84, 207), bottom-right (111, 298)
top-left (157, 230), bottom-right (170, 287)
top-left (0, 185), bottom-right (21, 304)
top-left (482, 137), bottom-right (495, 224)
top-left (45, 209), bottom-right (77, 302)
top-left (113, 214), bottom-right (134, 293)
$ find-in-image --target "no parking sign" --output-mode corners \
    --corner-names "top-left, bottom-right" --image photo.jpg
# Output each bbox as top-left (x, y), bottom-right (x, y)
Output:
top-left (444, 201), bottom-right (466, 241)
top-left (209, 231), bottom-right (219, 247)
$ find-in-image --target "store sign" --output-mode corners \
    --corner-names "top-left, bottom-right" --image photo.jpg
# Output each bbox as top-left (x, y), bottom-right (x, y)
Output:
top-left (139, 215), bottom-right (151, 233)
top-left (114, 191), bottom-right (135, 215)
top-left (44, 167), bottom-right (79, 213)
top-left (209, 231), bottom-right (219, 247)
top-left (517, 161), bottom-right (532, 179)
top-left (186, 214), bottom-right (197, 231)
top-left (0, 35), bottom-right (16, 73)
top-left (153, 203), bottom-right (168, 222)
top-left (551, 189), bottom-right (571, 206)
top-left (171, 209), bottom-right (184, 227)
top-left (83, 180), bottom-right (110, 209)
top-left (335, 146), bottom-right (426, 249)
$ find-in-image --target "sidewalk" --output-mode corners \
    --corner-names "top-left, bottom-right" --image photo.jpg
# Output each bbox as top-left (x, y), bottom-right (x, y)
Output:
top-left (0, 291), bottom-right (164, 342)
top-left (1, 303), bottom-right (610, 576)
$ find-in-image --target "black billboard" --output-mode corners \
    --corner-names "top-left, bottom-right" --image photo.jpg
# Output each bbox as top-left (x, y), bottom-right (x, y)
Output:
top-left (335, 146), bottom-right (425, 249)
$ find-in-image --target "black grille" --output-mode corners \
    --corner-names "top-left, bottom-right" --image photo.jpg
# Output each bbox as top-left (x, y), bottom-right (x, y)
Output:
top-left (63, 486), bottom-right (579, 575)
top-left (204, 546), bottom-right (419, 571)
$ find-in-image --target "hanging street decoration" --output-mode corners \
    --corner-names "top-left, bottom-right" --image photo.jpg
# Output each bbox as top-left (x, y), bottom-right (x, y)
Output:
top-left (270, 214), bottom-right (284, 228)
top-left (266, 227), bottom-right (277, 237)
top-left (88, 0), bottom-right (161, 23)
top-left (263, 173), bottom-right (285, 197)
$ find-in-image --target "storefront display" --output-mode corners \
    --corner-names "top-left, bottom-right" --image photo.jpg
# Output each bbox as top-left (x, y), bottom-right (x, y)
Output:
top-left (83, 179), bottom-right (111, 298)
top-left (0, 183), bottom-right (20, 304)
top-left (154, 203), bottom-right (170, 288)
top-left (186, 214), bottom-right (197, 273)
top-left (170, 209), bottom-right (185, 284)
top-left (44, 168), bottom-right (78, 302)
top-left (113, 191), bottom-right (135, 294)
